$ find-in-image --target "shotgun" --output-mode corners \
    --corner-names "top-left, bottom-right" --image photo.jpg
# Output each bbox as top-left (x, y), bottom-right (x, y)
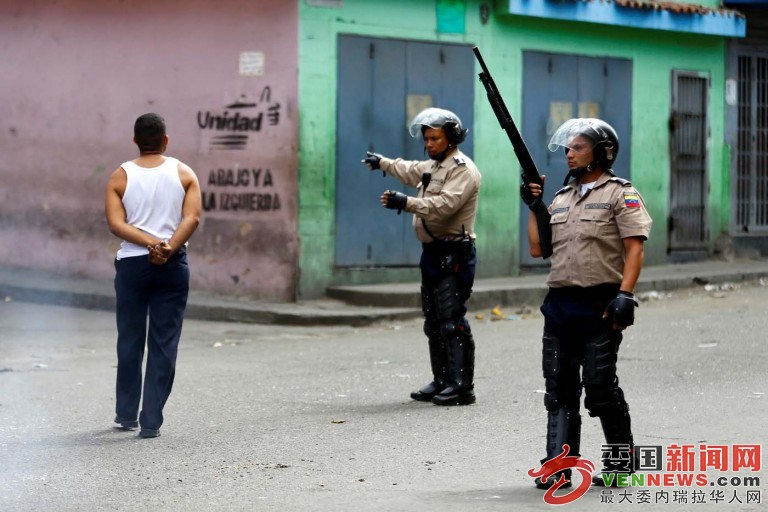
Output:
top-left (473, 46), bottom-right (552, 259)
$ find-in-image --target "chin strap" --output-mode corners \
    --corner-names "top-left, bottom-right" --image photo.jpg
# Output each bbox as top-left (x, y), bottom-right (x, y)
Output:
top-left (563, 166), bottom-right (587, 186)
top-left (562, 163), bottom-right (599, 186)
top-left (427, 144), bottom-right (455, 163)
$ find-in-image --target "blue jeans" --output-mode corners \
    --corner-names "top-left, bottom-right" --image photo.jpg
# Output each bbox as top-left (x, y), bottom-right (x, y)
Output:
top-left (114, 251), bottom-right (189, 429)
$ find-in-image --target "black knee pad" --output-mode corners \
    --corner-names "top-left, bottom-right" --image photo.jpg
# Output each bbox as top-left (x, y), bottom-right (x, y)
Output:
top-left (542, 333), bottom-right (560, 410)
top-left (435, 276), bottom-right (463, 321)
top-left (542, 332), bottom-right (560, 378)
top-left (542, 333), bottom-right (582, 411)
top-left (439, 320), bottom-right (457, 339)
top-left (434, 276), bottom-right (463, 340)
top-left (585, 384), bottom-right (628, 417)
top-left (423, 320), bottom-right (441, 341)
top-left (421, 285), bottom-right (437, 322)
top-left (582, 330), bottom-right (620, 386)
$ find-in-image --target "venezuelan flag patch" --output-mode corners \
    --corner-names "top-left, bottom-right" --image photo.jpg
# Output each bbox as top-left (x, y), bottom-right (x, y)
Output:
top-left (623, 192), bottom-right (640, 208)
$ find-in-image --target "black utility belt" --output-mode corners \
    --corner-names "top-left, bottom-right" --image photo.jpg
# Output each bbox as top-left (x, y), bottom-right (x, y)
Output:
top-left (422, 239), bottom-right (474, 252)
top-left (548, 283), bottom-right (619, 300)
top-left (423, 238), bottom-right (474, 267)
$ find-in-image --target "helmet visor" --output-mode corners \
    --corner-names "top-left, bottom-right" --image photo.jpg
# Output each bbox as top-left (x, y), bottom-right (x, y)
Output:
top-left (547, 118), bottom-right (602, 153)
top-left (408, 108), bottom-right (462, 138)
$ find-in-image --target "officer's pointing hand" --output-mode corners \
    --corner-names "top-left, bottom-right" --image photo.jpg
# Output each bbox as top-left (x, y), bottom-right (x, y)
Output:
top-left (380, 190), bottom-right (407, 214)
top-left (362, 152), bottom-right (383, 170)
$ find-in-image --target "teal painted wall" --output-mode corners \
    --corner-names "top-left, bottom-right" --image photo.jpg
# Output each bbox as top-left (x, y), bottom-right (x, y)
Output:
top-left (298, 0), bottom-right (730, 298)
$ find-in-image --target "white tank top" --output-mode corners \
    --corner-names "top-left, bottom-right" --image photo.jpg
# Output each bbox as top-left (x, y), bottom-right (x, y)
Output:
top-left (116, 157), bottom-right (186, 259)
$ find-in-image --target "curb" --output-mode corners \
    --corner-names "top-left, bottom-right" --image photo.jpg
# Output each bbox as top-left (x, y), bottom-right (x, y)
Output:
top-left (2, 259), bottom-right (767, 326)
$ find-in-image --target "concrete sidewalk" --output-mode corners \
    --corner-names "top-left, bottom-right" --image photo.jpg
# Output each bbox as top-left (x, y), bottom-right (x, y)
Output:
top-left (1, 257), bottom-right (767, 326)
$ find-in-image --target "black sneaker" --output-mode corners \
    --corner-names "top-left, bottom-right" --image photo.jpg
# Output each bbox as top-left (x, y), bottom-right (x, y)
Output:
top-left (139, 428), bottom-right (160, 439)
top-left (114, 416), bottom-right (139, 430)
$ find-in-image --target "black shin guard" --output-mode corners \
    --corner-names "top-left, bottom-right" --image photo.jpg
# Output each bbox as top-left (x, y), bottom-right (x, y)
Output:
top-left (535, 407), bottom-right (582, 489)
top-left (412, 285), bottom-right (448, 401)
top-left (432, 330), bottom-right (475, 406)
top-left (592, 404), bottom-right (635, 486)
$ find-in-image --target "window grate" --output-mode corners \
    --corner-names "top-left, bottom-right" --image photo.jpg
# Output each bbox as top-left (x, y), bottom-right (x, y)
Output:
top-left (735, 54), bottom-right (768, 232)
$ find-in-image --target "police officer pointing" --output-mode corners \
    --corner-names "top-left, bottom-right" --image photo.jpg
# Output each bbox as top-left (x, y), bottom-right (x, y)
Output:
top-left (362, 108), bottom-right (481, 406)
top-left (524, 118), bottom-right (652, 487)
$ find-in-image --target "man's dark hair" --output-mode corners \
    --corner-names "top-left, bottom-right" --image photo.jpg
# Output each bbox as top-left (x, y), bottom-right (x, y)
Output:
top-left (134, 113), bottom-right (166, 153)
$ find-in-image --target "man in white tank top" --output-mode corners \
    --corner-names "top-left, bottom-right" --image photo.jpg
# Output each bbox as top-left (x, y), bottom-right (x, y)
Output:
top-left (105, 113), bottom-right (201, 439)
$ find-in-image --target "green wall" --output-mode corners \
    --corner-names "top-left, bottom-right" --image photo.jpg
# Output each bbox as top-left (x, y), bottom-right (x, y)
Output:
top-left (298, 0), bottom-right (729, 298)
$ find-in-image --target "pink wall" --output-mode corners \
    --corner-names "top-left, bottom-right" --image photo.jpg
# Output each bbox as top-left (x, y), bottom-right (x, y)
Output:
top-left (0, 0), bottom-right (299, 299)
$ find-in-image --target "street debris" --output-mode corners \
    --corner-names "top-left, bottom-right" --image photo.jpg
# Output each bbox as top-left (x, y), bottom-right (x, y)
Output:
top-left (704, 282), bottom-right (738, 293)
top-left (212, 339), bottom-right (241, 348)
top-left (697, 342), bottom-right (718, 348)
top-left (330, 419), bottom-right (346, 424)
top-left (637, 290), bottom-right (671, 301)
top-left (474, 305), bottom-right (536, 322)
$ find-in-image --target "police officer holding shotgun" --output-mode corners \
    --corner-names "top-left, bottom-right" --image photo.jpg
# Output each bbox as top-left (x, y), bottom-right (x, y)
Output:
top-left (524, 118), bottom-right (652, 488)
top-left (361, 107), bottom-right (481, 406)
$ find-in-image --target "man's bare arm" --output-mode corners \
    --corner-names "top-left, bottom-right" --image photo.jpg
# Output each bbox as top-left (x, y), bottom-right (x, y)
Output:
top-left (163, 163), bottom-right (202, 255)
top-left (104, 167), bottom-right (164, 248)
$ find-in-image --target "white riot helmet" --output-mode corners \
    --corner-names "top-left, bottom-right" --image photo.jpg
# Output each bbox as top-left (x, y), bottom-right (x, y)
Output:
top-left (548, 118), bottom-right (619, 169)
top-left (408, 107), bottom-right (468, 144)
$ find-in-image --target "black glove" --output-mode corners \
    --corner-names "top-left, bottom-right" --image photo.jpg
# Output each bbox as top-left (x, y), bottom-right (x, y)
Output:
top-left (362, 152), bottom-right (382, 170)
top-left (604, 291), bottom-right (638, 327)
top-left (383, 190), bottom-right (407, 214)
top-left (520, 182), bottom-right (540, 209)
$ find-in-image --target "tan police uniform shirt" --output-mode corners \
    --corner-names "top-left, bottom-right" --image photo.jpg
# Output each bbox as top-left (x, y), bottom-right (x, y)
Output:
top-left (547, 172), bottom-right (652, 288)
top-left (379, 148), bottom-right (481, 243)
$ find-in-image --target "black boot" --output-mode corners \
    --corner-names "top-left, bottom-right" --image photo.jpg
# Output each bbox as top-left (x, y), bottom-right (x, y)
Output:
top-left (432, 331), bottom-right (475, 406)
top-left (410, 337), bottom-right (447, 401)
top-left (592, 404), bottom-right (634, 486)
top-left (535, 407), bottom-right (581, 489)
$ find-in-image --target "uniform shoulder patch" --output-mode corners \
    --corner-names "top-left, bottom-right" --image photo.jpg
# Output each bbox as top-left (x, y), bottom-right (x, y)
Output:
top-left (610, 176), bottom-right (632, 187)
top-left (622, 190), bottom-right (641, 208)
top-left (554, 186), bottom-right (571, 196)
top-left (453, 155), bottom-right (466, 166)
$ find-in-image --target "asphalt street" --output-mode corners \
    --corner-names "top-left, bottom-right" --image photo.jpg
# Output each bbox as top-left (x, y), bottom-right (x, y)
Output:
top-left (1, 281), bottom-right (766, 511)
